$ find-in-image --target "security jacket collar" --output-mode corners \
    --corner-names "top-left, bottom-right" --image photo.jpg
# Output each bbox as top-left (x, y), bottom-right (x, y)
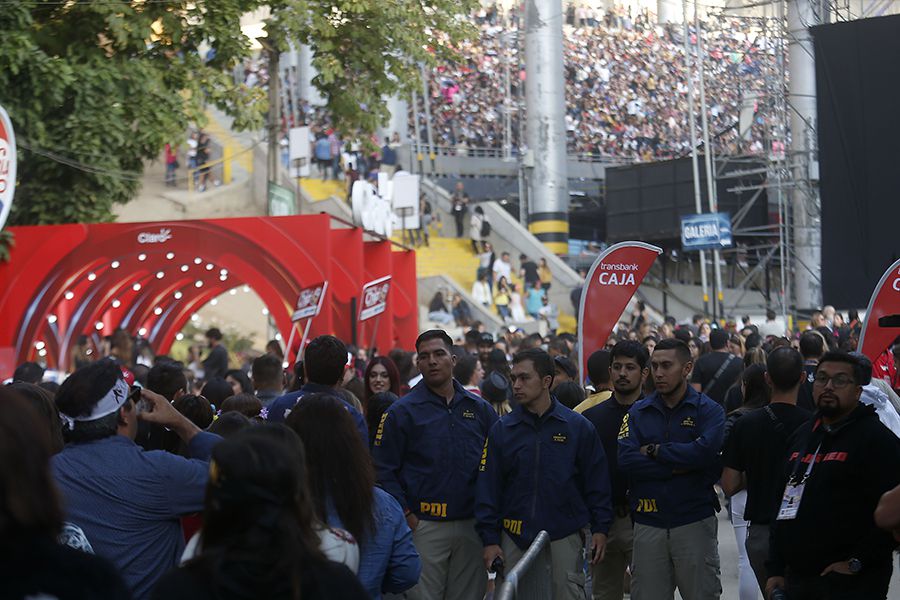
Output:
top-left (643, 384), bottom-right (701, 413)
top-left (506, 396), bottom-right (567, 427)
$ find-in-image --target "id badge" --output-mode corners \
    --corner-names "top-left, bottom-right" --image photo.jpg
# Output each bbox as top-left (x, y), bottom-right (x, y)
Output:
top-left (776, 481), bottom-right (805, 521)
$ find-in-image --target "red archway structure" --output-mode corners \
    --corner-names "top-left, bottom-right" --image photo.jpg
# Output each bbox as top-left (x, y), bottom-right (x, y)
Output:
top-left (0, 215), bottom-right (417, 377)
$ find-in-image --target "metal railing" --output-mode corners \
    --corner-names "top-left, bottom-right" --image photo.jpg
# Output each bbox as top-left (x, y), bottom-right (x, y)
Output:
top-left (187, 145), bottom-right (234, 193)
top-left (409, 143), bottom-right (624, 165)
top-left (496, 530), bottom-right (552, 600)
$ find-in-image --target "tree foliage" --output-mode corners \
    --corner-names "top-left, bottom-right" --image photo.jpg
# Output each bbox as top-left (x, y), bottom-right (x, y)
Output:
top-left (0, 0), bottom-right (474, 226)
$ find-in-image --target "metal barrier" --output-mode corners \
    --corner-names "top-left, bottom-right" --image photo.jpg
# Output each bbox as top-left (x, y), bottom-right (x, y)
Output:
top-left (496, 530), bottom-right (552, 600)
top-left (187, 145), bottom-right (234, 192)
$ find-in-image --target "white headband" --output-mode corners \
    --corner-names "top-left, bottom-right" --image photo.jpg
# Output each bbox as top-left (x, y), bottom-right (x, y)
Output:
top-left (60, 378), bottom-right (130, 431)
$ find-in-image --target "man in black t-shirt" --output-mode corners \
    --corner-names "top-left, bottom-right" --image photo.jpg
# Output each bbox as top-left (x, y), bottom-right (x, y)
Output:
top-left (518, 254), bottom-right (540, 289)
top-left (202, 327), bottom-right (229, 380)
top-left (690, 329), bottom-right (742, 405)
top-left (721, 347), bottom-right (811, 595)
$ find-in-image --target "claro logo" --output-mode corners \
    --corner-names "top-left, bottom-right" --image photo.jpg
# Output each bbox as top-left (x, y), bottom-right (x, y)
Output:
top-left (137, 228), bottom-right (172, 244)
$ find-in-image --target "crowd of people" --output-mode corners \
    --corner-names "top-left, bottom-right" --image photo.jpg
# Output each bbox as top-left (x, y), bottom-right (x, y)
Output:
top-left (5, 301), bottom-right (900, 600)
top-left (413, 3), bottom-right (778, 161)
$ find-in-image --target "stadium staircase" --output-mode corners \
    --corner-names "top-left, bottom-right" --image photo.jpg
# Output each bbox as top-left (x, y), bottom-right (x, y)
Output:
top-left (418, 179), bottom-right (578, 334)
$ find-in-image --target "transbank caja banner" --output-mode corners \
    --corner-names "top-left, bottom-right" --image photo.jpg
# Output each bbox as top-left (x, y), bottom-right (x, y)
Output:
top-left (578, 241), bottom-right (663, 384)
top-left (858, 258), bottom-right (900, 364)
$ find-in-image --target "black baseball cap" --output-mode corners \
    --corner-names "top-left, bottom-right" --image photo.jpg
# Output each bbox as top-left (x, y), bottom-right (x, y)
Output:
top-left (478, 333), bottom-right (495, 346)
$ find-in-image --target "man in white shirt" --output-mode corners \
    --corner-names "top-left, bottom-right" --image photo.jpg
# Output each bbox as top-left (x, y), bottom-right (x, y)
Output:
top-left (492, 251), bottom-right (512, 284)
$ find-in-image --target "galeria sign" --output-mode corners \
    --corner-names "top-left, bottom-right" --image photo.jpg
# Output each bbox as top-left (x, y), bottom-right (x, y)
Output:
top-left (359, 276), bottom-right (391, 322)
top-left (577, 241), bottom-right (663, 384)
top-left (0, 105), bottom-right (16, 232)
top-left (858, 258), bottom-right (900, 362)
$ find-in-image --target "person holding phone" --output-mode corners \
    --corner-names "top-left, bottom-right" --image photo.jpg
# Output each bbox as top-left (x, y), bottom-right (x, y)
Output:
top-left (51, 359), bottom-right (222, 600)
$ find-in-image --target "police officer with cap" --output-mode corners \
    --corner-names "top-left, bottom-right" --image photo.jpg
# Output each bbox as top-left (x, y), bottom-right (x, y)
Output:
top-left (374, 330), bottom-right (498, 600)
top-left (476, 348), bottom-right (613, 599)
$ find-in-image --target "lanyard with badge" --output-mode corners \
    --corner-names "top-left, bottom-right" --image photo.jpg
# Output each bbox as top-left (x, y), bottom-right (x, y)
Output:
top-left (776, 443), bottom-right (821, 521)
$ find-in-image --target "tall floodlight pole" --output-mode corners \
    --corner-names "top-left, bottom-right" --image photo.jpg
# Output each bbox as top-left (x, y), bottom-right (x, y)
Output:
top-left (788, 0), bottom-right (822, 311)
top-left (525, 0), bottom-right (569, 255)
top-left (682, 0), bottom-right (710, 315)
top-left (694, 2), bottom-right (723, 320)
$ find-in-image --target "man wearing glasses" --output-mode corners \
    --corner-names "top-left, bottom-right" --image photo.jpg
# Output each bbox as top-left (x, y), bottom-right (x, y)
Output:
top-left (766, 351), bottom-right (900, 600)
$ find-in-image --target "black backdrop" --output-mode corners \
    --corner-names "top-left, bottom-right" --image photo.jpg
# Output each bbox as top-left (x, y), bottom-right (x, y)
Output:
top-left (814, 16), bottom-right (900, 308)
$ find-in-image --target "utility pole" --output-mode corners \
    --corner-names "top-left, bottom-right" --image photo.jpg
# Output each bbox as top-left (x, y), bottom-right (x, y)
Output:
top-left (682, 0), bottom-right (709, 315)
top-left (694, 1), bottom-right (723, 320)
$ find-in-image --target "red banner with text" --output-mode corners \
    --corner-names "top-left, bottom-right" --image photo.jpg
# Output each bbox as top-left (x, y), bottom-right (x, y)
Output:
top-left (577, 241), bottom-right (663, 383)
top-left (859, 258), bottom-right (900, 370)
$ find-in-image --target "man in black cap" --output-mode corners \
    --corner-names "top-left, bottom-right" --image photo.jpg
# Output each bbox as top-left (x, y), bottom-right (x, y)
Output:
top-left (551, 356), bottom-right (577, 391)
top-left (477, 332), bottom-right (495, 366)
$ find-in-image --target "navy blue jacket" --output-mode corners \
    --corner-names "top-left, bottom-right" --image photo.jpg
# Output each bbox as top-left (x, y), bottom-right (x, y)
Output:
top-left (475, 398), bottom-right (613, 549)
top-left (582, 395), bottom-right (638, 508)
top-left (373, 379), bottom-right (498, 521)
top-left (618, 386), bottom-right (724, 529)
top-left (266, 383), bottom-right (368, 443)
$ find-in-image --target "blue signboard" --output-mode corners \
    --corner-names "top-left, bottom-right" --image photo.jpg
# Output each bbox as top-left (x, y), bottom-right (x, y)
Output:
top-left (680, 212), bottom-right (733, 251)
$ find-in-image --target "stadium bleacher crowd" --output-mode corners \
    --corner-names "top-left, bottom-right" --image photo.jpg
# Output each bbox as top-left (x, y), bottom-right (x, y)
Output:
top-left (412, 4), bottom-right (776, 161)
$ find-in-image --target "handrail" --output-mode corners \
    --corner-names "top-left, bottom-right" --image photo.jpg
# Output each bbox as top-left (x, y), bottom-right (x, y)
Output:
top-left (496, 530), bottom-right (552, 600)
top-left (320, 212), bottom-right (414, 252)
top-left (409, 143), bottom-right (629, 165)
top-left (187, 144), bottom-right (239, 192)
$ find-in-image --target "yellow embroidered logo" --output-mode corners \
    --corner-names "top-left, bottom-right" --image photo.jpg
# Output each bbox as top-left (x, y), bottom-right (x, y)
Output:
top-left (552, 433), bottom-right (567, 443)
top-left (681, 416), bottom-right (696, 428)
top-left (373, 412), bottom-right (388, 447)
top-left (636, 498), bottom-right (658, 513)
top-left (618, 413), bottom-right (630, 440)
top-left (503, 519), bottom-right (523, 535)
top-left (463, 410), bottom-right (476, 419)
top-left (479, 437), bottom-right (489, 472)
top-left (420, 502), bottom-right (448, 518)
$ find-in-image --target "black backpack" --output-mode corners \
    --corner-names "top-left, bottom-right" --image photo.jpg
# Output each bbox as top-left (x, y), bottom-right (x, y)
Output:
top-left (481, 219), bottom-right (491, 237)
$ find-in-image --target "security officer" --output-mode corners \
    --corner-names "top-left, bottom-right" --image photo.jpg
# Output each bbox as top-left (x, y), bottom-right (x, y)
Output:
top-left (373, 329), bottom-right (498, 600)
top-left (476, 348), bottom-right (613, 600)
top-left (582, 340), bottom-right (649, 600)
top-left (618, 338), bottom-right (724, 600)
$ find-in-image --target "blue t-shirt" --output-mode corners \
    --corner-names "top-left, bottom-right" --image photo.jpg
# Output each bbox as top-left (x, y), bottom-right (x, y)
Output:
top-left (315, 138), bottom-right (332, 160)
top-left (525, 288), bottom-right (545, 315)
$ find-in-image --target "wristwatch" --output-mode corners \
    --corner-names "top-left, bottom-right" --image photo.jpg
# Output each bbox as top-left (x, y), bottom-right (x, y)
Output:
top-left (646, 444), bottom-right (657, 459)
top-left (848, 558), bottom-right (862, 574)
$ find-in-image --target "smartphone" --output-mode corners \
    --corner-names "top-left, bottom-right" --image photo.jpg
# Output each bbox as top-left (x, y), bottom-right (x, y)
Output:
top-left (130, 385), bottom-right (150, 413)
